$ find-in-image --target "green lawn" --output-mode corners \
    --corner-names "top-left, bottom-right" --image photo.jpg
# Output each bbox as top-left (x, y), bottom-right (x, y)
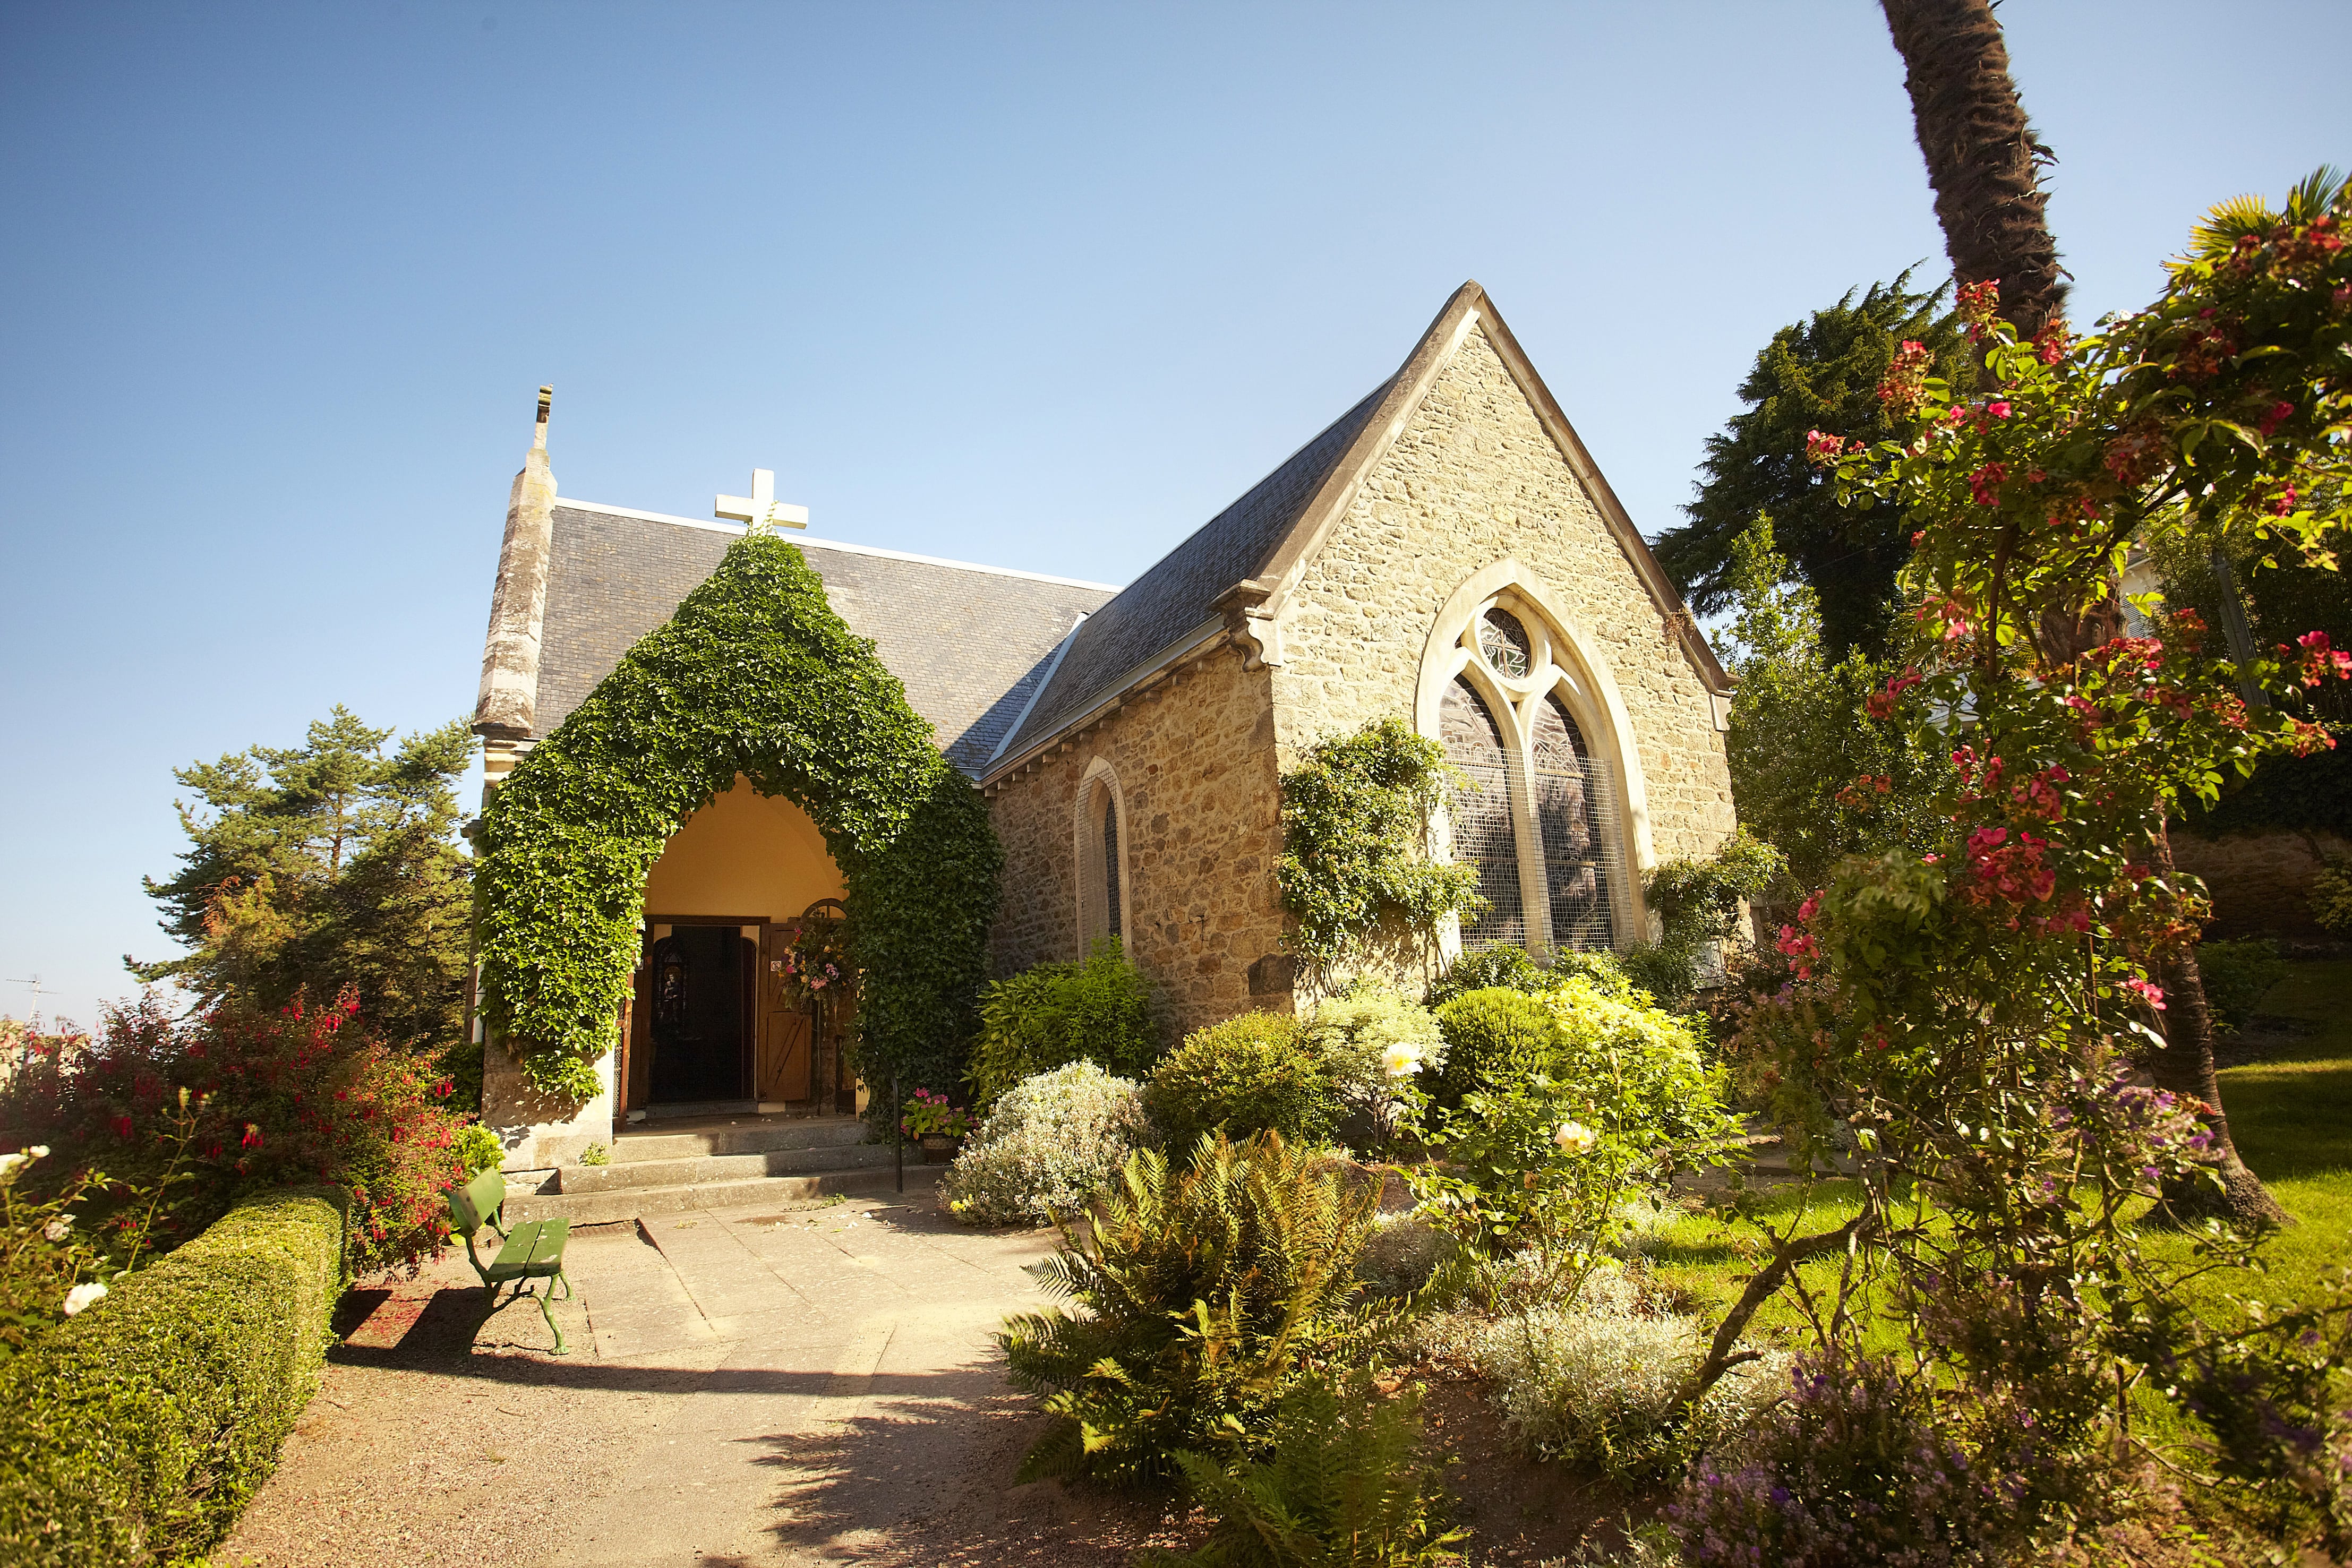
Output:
top-left (2163, 957), bottom-right (2352, 1310)
top-left (1641, 958), bottom-right (2352, 1341)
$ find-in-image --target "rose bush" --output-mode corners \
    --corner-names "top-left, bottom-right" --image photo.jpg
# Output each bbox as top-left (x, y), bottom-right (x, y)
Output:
top-left (1, 990), bottom-right (468, 1276)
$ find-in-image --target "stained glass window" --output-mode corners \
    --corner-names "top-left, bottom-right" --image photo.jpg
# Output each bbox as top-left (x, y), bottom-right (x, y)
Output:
top-left (1478, 609), bottom-right (1533, 680)
top-left (1532, 695), bottom-right (1617, 949)
top-left (1440, 676), bottom-right (1524, 949)
top-left (1102, 790), bottom-right (1122, 940)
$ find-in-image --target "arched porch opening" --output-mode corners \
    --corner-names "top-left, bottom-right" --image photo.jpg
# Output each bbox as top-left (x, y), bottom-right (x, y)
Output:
top-left (630, 778), bottom-right (856, 1115)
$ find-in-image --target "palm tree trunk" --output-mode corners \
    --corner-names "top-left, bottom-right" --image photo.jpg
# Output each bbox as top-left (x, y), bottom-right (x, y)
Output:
top-left (1879, 0), bottom-right (2067, 347)
top-left (2144, 828), bottom-right (2290, 1226)
top-left (1880, 0), bottom-right (2284, 1228)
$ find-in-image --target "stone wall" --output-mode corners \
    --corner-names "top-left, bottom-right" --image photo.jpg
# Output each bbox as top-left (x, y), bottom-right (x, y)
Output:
top-left (2172, 827), bottom-right (2350, 940)
top-left (1270, 324), bottom-right (1735, 866)
top-left (988, 640), bottom-right (1292, 1041)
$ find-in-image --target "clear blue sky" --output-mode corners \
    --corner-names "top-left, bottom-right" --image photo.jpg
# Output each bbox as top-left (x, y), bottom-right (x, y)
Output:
top-left (4, 2), bottom-right (2346, 1026)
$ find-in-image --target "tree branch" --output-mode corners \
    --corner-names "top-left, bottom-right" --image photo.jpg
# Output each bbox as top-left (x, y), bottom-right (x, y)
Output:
top-left (1680, 1214), bottom-right (1870, 1413)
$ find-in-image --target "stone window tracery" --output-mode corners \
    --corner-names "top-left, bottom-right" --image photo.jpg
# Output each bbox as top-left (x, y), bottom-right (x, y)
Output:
top-left (1431, 583), bottom-right (1633, 957)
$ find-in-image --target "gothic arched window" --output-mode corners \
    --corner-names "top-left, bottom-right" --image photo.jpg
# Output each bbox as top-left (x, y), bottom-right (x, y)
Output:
top-left (1100, 787), bottom-right (1122, 941)
top-left (1533, 694), bottom-right (1614, 948)
top-left (1077, 767), bottom-right (1126, 951)
top-left (1427, 585), bottom-right (1634, 958)
top-left (1439, 676), bottom-right (1525, 950)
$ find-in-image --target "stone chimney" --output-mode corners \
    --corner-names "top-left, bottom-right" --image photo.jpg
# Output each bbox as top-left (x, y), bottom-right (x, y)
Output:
top-left (474, 387), bottom-right (557, 761)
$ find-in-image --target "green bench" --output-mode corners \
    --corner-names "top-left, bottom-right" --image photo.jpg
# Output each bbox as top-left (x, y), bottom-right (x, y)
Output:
top-left (446, 1168), bottom-right (572, 1353)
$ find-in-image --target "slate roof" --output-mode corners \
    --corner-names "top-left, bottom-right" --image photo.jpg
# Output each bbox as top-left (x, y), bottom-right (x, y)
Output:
top-left (533, 503), bottom-right (1115, 777)
top-left (991, 380), bottom-right (1396, 761)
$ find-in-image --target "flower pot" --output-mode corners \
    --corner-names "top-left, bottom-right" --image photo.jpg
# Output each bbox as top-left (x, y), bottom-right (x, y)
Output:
top-left (920, 1134), bottom-right (961, 1163)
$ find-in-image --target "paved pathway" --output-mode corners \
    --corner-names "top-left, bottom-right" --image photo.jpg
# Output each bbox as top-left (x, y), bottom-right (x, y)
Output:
top-left (219, 1192), bottom-right (1192, 1566)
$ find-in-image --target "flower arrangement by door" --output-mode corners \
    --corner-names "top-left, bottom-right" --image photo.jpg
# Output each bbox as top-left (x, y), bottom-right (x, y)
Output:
top-left (769, 917), bottom-right (851, 1008)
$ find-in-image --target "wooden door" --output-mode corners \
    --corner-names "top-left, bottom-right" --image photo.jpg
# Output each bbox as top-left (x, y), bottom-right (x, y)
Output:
top-left (757, 923), bottom-right (814, 1103)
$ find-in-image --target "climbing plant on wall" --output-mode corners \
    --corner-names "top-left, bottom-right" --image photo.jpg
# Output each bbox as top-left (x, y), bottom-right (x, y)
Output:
top-left (472, 534), bottom-right (1003, 1103)
top-left (1277, 717), bottom-right (1484, 995)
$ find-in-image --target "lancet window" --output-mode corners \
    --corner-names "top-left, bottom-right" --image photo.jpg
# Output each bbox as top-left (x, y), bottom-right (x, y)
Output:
top-left (1076, 765), bottom-right (1127, 950)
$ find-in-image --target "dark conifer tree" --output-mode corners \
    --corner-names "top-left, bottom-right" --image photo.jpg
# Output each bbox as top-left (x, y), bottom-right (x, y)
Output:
top-left (1655, 273), bottom-right (1970, 660)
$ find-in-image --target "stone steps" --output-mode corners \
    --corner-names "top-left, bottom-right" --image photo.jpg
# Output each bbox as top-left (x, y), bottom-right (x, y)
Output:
top-left (560, 1141), bottom-right (903, 1193)
top-left (507, 1162), bottom-right (942, 1225)
top-left (491, 1113), bottom-right (942, 1224)
top-left (606, 1118), bottom-right (871, 1164)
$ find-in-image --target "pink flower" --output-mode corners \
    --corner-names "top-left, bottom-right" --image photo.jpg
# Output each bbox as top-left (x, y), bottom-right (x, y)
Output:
top-left (2259, 399), bottom-right (2295, 435)
top-left (1876, 341), bottom-right (1935, 417)
top-left (2120, 977), bottom-right (2166, 1012)
top-left (1804, 429), bottom-right (1852, 467)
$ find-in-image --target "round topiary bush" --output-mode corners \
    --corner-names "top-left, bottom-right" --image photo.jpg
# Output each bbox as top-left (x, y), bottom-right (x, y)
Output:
top-left (1432, 986), bottom-right (1560, 1104)
top-left (1143, 1011), bottom-right (1335, 1152)
top-left (941, 1061), bottom-right (1149, 1228)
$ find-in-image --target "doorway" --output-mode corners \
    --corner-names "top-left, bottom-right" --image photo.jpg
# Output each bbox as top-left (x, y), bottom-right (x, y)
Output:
top-left (644, 923), bottom-right (754, 1105)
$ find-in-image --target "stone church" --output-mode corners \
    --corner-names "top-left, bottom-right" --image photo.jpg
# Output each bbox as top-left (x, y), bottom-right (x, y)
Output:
top-left (470, 281), bottom-right (1734, 1174)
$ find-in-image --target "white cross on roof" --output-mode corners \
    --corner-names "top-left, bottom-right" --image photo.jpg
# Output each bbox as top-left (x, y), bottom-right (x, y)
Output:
top-left (715, 469), bottom-right (809, 532)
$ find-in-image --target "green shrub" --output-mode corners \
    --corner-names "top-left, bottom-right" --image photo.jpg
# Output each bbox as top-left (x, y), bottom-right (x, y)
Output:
top-left (1144, 1374), bottom-right (1466, 1567)
top-left (1303, 984), bottom-right (1444, 1150)
top-left (1470, 1271), bottom-right (1789, 1481)
top-left (2197, 937), bottom-right (2291, 1033)
top-left (1546, 976), bottom-right (1735, 1151)
top-left (969, 940), bottom-right (1159, 1107)
top-left (942, 1062), bottom-right (1150, 1228)
top-left (1144, 1012), bottom-right (1337, 1151)
top-left (1423, 946), bottom-right (1551, 1009)
top-left (0, 1187), bottom-right (346, 1564)
top-left (1431, 988), bottom-right (1559, 1106)
top-left (454, 1123), bottom-right (505, 1178)
top-left (999, 1132), bottom-right (1383, 1486)
top-left (2310, 856), bottom-right (2352, 939)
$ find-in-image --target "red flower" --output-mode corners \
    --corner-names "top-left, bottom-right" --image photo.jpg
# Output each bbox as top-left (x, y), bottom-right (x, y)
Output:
top-left (2259, 399), bottom-right (2295, 436)
top-left (1876, 341), bottom-right (1935, 417)
top-left (241, 1123), bottom-right (264, 1149)
top-left (1968, 462), bottom-right (2009, 507)
top-left (113, 1115), bottom-right (133, 1139)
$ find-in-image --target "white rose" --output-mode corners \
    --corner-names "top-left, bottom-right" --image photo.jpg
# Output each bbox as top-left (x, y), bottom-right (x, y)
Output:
top-left (44, 1217), bottom-right (71, 1243)
top-left (1380, 1042), bottom-right (1421, 1079)
top-left (62, 1281), bottom-right (108, 1317)
top-left (29, 1145), bottom-right (48, 1159)
top-left (0, 1152), bottom-right (28, 1180)
top-left (1553, 1120), bottom-right (1597, 1155)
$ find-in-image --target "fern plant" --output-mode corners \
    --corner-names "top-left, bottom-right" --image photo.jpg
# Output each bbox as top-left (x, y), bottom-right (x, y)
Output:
top-left (1143, 1374), bottom-right (1467, 1567)
top-left (998, 1131), bottom-right (1387, 1486)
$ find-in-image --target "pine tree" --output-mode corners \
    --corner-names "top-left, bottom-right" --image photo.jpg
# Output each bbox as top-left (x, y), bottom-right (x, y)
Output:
top-left (129, 707), bottom-right (474, 1059)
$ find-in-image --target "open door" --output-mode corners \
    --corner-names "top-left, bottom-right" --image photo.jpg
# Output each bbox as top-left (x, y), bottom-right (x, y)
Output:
top-left (646, 924), bottom-right (753, 1104)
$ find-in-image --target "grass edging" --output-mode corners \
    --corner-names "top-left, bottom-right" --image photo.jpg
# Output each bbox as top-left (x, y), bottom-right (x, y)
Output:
top-left (0, 1185), bottom-right (347, 1566)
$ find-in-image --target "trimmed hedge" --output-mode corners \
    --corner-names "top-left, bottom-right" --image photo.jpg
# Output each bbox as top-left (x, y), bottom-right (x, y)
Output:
top-left (0, 1187), bottom-right (347, 1566)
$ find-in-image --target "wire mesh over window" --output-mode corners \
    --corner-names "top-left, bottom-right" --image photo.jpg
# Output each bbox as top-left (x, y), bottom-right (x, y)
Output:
top-left (1532, 695), bottom-right (1624, 950)
top-left (1440, 676), bottom-right (1524, 950)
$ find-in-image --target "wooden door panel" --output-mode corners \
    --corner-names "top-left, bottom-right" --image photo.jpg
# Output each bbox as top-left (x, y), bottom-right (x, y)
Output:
top-left (758, 923), bottom-right (814, 1103)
